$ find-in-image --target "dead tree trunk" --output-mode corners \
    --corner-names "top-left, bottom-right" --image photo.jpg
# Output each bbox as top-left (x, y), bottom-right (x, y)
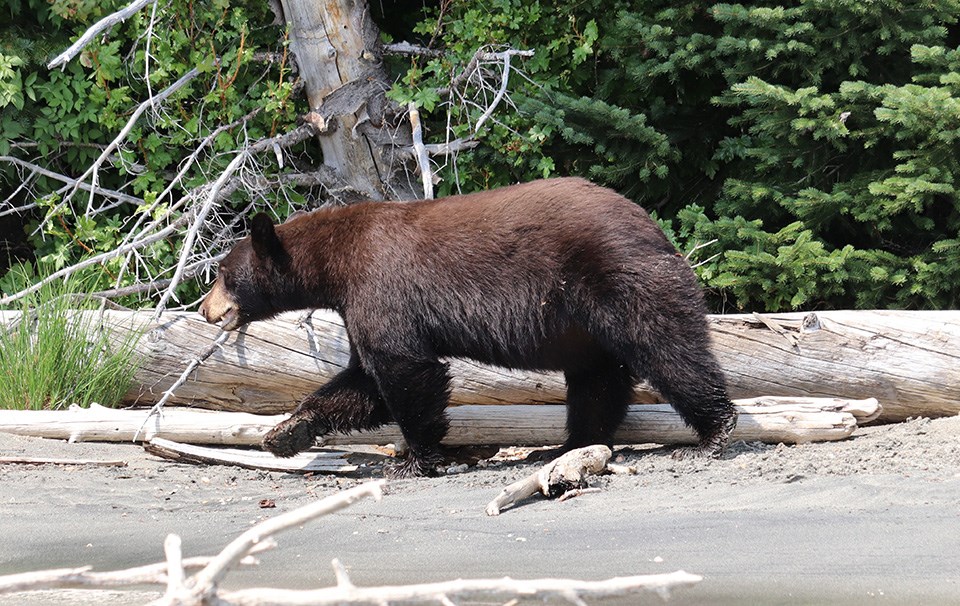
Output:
top-left (3, 309), bottom-right (956, 423)
top-left (707, 311), bottom-right (960, 422)
top-left (48, 309), bottom-right (960, 423)
top-left (280, 0), bottom-right (416, 201)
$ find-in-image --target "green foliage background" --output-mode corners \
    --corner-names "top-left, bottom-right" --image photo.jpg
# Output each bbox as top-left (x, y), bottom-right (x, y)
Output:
top-left (3, 0), bottom-right (960, 312)
top-left (1, 0), bottom-right (299, 305)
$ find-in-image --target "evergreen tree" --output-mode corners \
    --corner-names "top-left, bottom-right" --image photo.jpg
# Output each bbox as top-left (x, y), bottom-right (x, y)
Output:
top-left (403, 0), bottom-right (960, 311)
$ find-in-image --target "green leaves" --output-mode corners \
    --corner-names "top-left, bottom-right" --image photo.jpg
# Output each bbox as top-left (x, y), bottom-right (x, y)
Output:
top-left (2, 0), bottom-right (295, 304)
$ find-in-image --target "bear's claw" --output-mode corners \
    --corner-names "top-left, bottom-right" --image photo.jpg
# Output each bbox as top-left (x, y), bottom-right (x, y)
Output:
top-left (384, 450), bottom-right (444, 479)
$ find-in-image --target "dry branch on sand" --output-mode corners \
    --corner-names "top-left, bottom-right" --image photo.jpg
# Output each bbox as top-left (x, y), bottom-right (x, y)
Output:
top-left (0, 480), bottom-right (701, 605)
top-left (486, 445), bottom-right (613, 516)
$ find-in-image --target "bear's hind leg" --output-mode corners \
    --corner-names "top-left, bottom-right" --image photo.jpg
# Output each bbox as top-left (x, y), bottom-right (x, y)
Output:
top-left (643, 345), bottom-right (738, 458)
top-left (562, 359), bottom-right (635, 452)
top-left (262, 360), bottom-right (390, 458)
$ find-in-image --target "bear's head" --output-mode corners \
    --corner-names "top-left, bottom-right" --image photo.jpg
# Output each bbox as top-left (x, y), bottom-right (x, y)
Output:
top-left (199, 213), bottom-right (294, 331)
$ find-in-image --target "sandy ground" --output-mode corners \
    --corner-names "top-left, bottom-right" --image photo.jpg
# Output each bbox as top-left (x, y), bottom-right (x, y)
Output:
top-left (0, 415), bottom-right (958, 605)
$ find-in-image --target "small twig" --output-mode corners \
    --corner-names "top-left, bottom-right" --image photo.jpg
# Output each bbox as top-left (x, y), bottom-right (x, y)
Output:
top-left (472, 51), bottom-right (515, 136)
top-left (331, 559), bottom-right (354, 588)
top-left (557, 487), bottom-right (602, 502)
top-left (685, 238), bottom-right (720, 269)
top-left (162, 535), bottom-right (185, 603)
top-left (0, 156), bottom-right (143, 209)
top-left (382, 42), bottom-right (446, 58)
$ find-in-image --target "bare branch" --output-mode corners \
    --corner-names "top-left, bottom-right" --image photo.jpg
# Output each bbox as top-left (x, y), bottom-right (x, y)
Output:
top-left (187, 482), bottom-right (386, 598)
top-left (685, 239), bottom-right (721, 269)
top-left (221, 569), bottom-right (702, 605)
top-left (0, 214), bottom-right (189, 307)
top-left (382, 41), bottom-right (445, 58)
top-left (77, 67), bottom-right (201, 217)
top-left (47, 0), bottom-right (159, 70)
top-left (0, 553), bottom-right (261, 593)
top-left (152, 151), bottom-right (247, 316)
top-left (408, 103), bottom-right (434, 199)
top-left (150, 123), bottom-right (322, 316)
top-left (0, 156), bottom-right (143, 209)
top-left (133, 330), bottom-right (231, 442)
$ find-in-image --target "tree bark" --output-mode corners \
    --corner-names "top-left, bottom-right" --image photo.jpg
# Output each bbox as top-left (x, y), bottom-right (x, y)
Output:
top-left (280, 0), bottom-right (415, 201)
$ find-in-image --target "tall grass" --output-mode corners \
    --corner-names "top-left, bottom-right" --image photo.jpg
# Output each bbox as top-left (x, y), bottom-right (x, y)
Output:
top-left (0, 277), bottom-right (143, 410)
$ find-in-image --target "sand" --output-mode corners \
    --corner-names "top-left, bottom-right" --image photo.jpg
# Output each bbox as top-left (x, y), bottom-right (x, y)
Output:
top-left (0, 415), bottom-right (958, 604)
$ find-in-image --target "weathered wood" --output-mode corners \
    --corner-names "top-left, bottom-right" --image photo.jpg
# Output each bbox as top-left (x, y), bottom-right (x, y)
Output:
top-left (4, 307), bottom-right (955, 423)
top-left (0, 456), bottom-right (126, 467)
top-left (279, 0), bottom-right (416, 201)
top-left (112, 310), bottom-right (591, 414)
top-left (486, 445), bottom-right (613, 516)
top-left (144, 438), bottom-right (358, 474)
top-left (90, 309), bottom-right (957, 423)
top-left (0, 398), bottom-right (877, 447)
top-left (708, 311), bottom-right (960, 422)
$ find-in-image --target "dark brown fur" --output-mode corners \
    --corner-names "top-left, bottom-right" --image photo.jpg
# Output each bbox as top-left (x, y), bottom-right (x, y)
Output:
top-left (199, 177), bottom-right (737, 477)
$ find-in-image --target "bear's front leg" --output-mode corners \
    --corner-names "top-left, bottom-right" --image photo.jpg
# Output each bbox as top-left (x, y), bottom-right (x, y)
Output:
top-left (363, 353), bottom-right (452, 478)
top-left (262, 361), bottom-right (390, 458)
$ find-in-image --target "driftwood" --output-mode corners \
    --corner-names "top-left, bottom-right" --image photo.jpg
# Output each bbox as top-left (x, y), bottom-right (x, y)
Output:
top-left (38, 309), bottom-right (949, 423)
top-left (0, 480), bottom-right (701, 605)
top-left (486, 445), bottom-right (612, 516)
top-left (0, 456), bottom-right (126, 467)
top-left (143, 438), bottom-right (359, 474)
top-left (0, 397), bottom-right (879, 448)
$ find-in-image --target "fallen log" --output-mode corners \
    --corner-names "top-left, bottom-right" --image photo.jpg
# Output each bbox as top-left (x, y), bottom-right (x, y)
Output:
top-left (4, 308), bottom-right (954, 422)
top-left (709, 311), bottom-right (960, 422)
top-left (0, 397), bottom-right (878, 447)
top-left (40, 309), bottom-right (951, 423)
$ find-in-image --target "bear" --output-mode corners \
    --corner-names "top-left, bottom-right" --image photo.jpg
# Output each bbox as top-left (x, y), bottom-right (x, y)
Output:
top-left (198, 177), bottom-right (738, 477)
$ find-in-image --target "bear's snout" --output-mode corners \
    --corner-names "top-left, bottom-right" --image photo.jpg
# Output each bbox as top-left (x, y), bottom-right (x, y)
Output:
top-left (198, 279), bottom-right (240, 330)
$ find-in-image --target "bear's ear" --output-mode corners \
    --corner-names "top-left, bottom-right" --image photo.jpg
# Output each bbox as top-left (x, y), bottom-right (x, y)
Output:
top-left (250, 213), bottom-right (284, 261)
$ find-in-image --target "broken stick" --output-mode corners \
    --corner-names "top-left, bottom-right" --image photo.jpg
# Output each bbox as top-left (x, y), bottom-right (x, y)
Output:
top-left (144, 438), bottom-right (360, 474)
top-left (0, 456), bottom-right (126, 467)
top-left (486, 445), bottom-right (612, 516)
